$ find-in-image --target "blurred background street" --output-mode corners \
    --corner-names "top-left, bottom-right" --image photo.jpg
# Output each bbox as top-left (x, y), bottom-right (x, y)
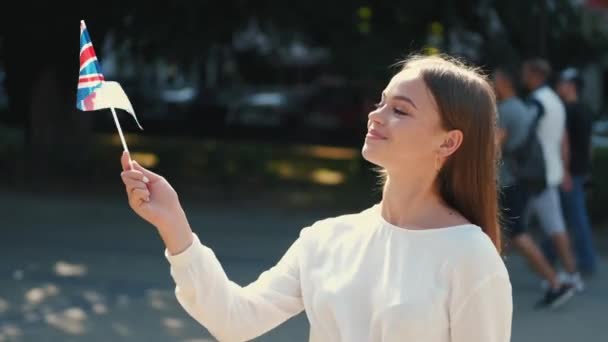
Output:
top-left (1, 0), bottom-right (608, 341)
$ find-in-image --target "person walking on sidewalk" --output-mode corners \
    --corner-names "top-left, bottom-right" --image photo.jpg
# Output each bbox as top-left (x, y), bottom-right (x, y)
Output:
top-left (521, 59), bottom-right (583, 291)
top-left (493, 66), bottom-right (575, 309)
top-left (120, 54), bottom-right (512, 342)
top-left (550, 67), bottom-right (598, 276)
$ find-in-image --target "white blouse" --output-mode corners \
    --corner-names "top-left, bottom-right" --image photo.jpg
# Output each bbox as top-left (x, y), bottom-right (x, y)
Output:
top-left (165, 205), bottom-right (512, 341)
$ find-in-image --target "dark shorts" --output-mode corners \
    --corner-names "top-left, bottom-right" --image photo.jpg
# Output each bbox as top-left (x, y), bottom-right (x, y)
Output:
top-left (501, 182), bottom-right (531, 239)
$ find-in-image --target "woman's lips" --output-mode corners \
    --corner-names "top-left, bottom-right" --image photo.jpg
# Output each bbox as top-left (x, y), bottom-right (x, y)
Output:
top-left (366, 129), bottom-right (387, 140)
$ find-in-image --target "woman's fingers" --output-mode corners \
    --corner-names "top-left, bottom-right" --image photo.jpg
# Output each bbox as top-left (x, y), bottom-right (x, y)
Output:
top-left (131, 188), bottom-right (150, 202)
top-left (121, 172), bottom-right (148, 195)
top-left (128, 188), bottom-right (151, 209)
top-left (120, 152), bottom-right (157, 183)
top-left (120, 159), bottom-right (154, 204)
top-left (121, 170), bottom-right (150, 184)
top-left (124, 181), bottom-right (147, 194)
top-left (131, 160), bottom-right (162, 182)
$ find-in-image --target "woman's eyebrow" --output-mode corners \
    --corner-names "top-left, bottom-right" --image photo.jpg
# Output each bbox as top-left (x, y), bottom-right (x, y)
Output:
top-left (382, 92), bottom-right (417, 109)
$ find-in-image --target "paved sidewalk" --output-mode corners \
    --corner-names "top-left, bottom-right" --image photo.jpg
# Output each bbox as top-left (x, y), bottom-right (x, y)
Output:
top-left (1, 189), bottom-right (606, 341)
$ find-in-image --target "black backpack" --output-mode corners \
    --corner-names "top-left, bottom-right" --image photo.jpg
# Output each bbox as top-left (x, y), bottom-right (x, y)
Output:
top-left (511, 99), bottom-right (547, 194)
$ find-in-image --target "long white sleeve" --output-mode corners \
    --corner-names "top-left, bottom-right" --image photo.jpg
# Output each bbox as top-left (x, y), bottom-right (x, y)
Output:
top-left (165, 232), bottom-right (306, 342)
top-left (450, 274), bottom-right (513, 342)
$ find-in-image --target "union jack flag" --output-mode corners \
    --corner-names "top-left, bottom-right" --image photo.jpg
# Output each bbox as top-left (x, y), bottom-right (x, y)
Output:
top-left (76, 20), bottom-right (105, 111)
top-left (75, 20), bottom-right (142, 129)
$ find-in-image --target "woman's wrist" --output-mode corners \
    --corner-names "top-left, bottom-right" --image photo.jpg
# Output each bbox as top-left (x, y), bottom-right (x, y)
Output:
top-left (156, 209), bottom-right (194, 255)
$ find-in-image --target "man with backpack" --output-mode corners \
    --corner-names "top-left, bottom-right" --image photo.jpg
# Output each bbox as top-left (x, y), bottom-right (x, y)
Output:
top-left (493, 66), bottom-right (575, 309)
top-left (521, 59), bottom-right (583, 292)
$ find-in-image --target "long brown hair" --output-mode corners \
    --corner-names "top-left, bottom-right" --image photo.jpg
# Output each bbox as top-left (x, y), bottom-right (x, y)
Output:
top-left (396, 54), bottom-right (501, 252)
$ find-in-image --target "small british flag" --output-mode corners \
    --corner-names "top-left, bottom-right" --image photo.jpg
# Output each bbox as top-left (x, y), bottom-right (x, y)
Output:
top-left (76, 20), bottom-right (105, 111)
top-left (76, 20), bottom-right (142, 130)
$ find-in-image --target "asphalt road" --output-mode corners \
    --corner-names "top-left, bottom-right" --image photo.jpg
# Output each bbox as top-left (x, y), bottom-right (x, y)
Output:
top-left (1, 189), bottom-right (606, 342)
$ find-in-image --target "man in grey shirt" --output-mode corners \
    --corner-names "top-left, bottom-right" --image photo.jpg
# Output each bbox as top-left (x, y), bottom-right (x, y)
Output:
top-left (497, 89), bottom-right (535, 187)
top-left (493, 66), bottom-right (575, 309)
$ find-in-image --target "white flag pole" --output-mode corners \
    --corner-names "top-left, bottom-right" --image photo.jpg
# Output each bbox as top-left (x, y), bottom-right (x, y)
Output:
top-left (110, 107), bottom-right (134, 168)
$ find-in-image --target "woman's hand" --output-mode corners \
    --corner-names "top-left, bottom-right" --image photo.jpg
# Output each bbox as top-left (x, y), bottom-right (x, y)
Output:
top-left (120, 151), bottom-right (193, 254)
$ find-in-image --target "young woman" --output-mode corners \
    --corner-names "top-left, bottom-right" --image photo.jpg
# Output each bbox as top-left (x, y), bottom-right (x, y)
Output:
top-left (120, 54), bottom-right (512, 341)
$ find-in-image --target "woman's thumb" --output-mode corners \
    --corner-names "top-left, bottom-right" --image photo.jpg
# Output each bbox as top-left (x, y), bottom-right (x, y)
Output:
top-left (121, 151), bottom-right (133, 171)
top-left (131, 160), bottom-right (162, 182)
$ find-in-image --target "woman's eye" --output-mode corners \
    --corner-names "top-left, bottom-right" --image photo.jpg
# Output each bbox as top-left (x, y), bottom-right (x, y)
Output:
top-left (393, 108), bottom-right (408, 116)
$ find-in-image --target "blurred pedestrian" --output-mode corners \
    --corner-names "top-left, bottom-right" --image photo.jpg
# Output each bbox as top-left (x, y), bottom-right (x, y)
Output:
top-left (521, 59), bottom-right (583, 291)
top-left (550, 67), bottom-right (598, 276)
top-left (493, 65), bottom-right (575, 309)
top-left (120, 54), bottom-right (512, 341)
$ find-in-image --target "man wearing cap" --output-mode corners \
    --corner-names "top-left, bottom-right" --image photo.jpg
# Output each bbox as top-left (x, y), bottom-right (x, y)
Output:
top-left (553, 67), bottom-right (598, 276)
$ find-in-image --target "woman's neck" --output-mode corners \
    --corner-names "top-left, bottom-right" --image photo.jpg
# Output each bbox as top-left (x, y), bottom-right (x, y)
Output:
top-left (380, 171), bottom-right (446, 229)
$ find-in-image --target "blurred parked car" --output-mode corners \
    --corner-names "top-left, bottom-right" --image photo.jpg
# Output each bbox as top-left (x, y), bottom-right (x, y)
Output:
top-left (225, 89), bottom-right (304, 128)
top-left (223, 83), bottom-right (372, 144)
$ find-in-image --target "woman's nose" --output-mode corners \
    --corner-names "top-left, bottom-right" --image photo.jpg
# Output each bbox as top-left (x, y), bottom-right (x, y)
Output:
top-left (368, 107), bottom-right (385, 125)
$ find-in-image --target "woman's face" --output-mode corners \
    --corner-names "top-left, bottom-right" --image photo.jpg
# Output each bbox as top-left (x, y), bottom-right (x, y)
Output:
top-left (361, 69), bottom-right (448, 174)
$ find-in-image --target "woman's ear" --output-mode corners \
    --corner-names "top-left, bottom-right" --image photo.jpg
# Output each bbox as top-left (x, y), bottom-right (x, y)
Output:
top-left (438, 129), bottom-right (463, 158)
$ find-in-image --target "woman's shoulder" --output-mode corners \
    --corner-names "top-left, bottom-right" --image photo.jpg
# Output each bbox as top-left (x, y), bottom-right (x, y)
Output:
top-left (299, 204), bottom-right (378, 241)
top-left (446, 225), bottom-right (502, 257)
top-left (443, 226), bottom-right (509, 279)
